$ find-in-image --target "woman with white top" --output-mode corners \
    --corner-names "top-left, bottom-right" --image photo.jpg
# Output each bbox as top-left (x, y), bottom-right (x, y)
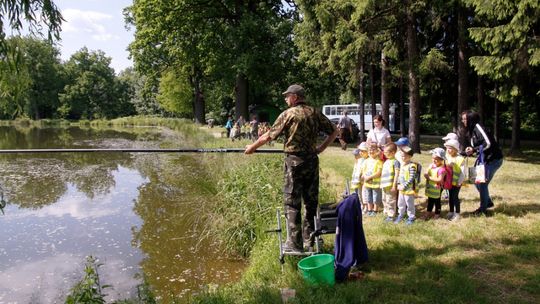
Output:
top-left (366, 114), bottom-right (392, 149)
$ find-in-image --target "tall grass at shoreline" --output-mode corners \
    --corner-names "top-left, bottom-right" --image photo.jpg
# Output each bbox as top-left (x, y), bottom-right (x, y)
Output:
top-left (198, 131), bottom-right (342, 258)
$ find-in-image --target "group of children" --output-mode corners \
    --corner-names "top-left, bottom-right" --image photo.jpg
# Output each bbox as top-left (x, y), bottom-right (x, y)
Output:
top-left (228, 115), bottom-right (270, 142)
top-left (350, 133), bottom-right (466, 225)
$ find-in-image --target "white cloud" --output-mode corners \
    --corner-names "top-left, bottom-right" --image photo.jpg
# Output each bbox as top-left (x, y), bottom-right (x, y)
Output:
top-left (62, 8), bottom-right (112, 36)
top-left (52, 1), bottom-right (135, 72)
top-left (6, 167), bottom-right (147, 220)
top-left (92, 33), bottom-right (119, 42)
top-left (0, 253), bottom-right (82, 303)
top-left (5, 184), bottom-right (121, 220)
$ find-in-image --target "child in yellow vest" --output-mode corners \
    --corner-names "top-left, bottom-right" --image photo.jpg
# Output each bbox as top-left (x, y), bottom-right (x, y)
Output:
top-left (395, 146), bottom-right (418, 225)
top-left (423, 147), bottom-right (448, 220)
top-left (444, 139), bottom-right (465, 221)
top-left (361, 143), bottom-right (383, 216)
top-left (381, 143), bottom-right (400, 222)
top-left (394, 137), bottom-right (410, 165)
top-left (242, 122), bottom-right (249, 139)
top-left (351, 142), bottom-right (368, 200)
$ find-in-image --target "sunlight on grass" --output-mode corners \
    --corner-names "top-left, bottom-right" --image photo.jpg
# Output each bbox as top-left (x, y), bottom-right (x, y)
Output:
top-left (317, 145), bottom-right (540, 304)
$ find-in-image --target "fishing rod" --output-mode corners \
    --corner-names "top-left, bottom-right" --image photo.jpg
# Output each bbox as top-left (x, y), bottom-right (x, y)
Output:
top-left (0, 148), bottom-right (283, 154)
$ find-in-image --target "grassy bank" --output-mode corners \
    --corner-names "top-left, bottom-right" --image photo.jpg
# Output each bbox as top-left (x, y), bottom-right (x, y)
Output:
top-left (194, 131), bottom-right (540, 304)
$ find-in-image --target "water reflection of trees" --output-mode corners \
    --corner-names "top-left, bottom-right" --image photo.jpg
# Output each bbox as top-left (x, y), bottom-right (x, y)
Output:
top-left (0, 126), bottom-right (162, 209)
top-left (0, 125), bottom-right (161, 149)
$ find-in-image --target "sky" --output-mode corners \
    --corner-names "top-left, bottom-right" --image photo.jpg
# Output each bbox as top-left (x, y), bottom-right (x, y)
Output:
top-left (51, 0), bottom-right (135, 74)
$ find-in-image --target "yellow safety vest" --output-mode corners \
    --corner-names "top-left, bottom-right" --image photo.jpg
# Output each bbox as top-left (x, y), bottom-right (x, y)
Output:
top-left (447, 155), bottom-right (464, 186)
top-left (399, 162), bottom-right (418, 195)
top-left (425, 165), bottom-right (443, 198)
top-left (380, 158), bottom-right (398, 189)
top-left (351, 158), bottom-right (365, 190)
top-left (362, 158), bottom-right (383, 189)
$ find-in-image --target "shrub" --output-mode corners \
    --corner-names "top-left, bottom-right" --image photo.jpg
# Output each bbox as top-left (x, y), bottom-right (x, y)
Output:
top-left (420, 114), bottom-right (453, 135)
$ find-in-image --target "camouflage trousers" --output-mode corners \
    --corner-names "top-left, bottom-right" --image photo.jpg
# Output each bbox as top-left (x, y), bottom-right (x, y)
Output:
top-left (283, 153), bottom-right (319, 249)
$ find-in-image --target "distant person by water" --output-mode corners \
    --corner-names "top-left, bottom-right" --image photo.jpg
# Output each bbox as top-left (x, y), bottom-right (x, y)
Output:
top-left (249, 115), bottom-right (259, 141)
top-left (225, 116), bottom-right (233, 138)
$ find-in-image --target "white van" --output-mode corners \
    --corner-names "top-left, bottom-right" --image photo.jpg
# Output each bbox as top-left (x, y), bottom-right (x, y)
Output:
top-left (322, 103), bottom-right (399, 132)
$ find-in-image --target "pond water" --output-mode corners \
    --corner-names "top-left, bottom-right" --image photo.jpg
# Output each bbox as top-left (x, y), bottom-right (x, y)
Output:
top-left (0, 126), bottom-right (244, 303)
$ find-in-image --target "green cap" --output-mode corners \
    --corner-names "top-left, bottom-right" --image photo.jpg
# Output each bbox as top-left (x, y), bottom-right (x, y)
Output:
top-left (282, 84), bottom-right (305, 97)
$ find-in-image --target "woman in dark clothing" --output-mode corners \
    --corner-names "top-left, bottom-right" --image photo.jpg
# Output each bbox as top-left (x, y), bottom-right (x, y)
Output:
top-left (461, 110), bottom-right (504, 215)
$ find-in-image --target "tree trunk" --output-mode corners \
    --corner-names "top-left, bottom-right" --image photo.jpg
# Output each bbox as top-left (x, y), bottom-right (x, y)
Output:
top-left (457, 5), bottom-right (469, 120)
top-left (193, 77), bottom-right (205, 124)
top-left (406, 2), bottom-right (421, 153)
top-left (508, 48), bottom-right (529, 155)
top-left (235, 73), bottom-right (249, 120)
top-left (381, 51), bottom-right (390, 128)
top-left (509, 87), bottom-right (521, 155)
top-left (32, 104), bottom-right (41, 120)
top-left (477, 76), bottom-right (485, 121)
top-left (358, 59), bottom-right (366, 141)
top-left (399, 76), bottom-right (405, 137)
top-left (189, 66), bottom-right (205, 124)
top-left (370, 64), bottom-right (376, 128)
top-left (232, 1), bottom-right (249, 121)
top-left (493, 96), bottom-right (499, 144)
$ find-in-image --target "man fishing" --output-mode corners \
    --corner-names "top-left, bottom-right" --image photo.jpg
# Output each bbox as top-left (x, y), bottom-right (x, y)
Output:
top-left (245, 84), bottom-right (338, 252)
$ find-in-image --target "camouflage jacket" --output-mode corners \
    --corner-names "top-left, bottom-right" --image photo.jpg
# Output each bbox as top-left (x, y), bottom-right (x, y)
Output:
top-left (267, 103), bottom-right (336, 154)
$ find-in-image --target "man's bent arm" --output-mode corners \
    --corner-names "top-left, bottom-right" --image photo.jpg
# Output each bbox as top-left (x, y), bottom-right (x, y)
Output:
top-left (317, 129), bottom-right (339, 154)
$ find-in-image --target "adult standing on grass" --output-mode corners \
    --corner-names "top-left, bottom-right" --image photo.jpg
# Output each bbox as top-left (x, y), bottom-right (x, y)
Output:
top-left (366, 114), bottom-right (392, 155)
top-left (249, 115), bottom-right (259, 141)
top-left (337, 111), bottom-right (353, 150)
top-left (225, 116), bottom-right (233, 138)
top-left (461, 110), bottom-right (503, 216)
top-left (245, 84), bottom-right (338, 252)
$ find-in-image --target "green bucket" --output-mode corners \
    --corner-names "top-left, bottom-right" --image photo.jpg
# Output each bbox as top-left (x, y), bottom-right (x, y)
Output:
top-left (297, 254), bottom-right (335, 286)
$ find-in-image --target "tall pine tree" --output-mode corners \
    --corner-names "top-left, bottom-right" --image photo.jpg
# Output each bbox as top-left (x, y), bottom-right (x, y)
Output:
top-left (465, 0), bottom-right (540, 154)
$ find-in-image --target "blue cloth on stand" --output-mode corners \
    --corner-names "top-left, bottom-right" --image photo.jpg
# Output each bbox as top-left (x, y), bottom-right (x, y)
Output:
top-left (334, 192), bottom-right (368, 282)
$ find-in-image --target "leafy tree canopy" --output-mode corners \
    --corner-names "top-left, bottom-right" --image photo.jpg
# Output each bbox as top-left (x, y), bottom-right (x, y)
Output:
top-left (0, 0), bottom-right (63, 57)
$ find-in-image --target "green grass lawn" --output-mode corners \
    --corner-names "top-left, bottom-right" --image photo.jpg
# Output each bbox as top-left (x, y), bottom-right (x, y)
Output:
top-left (194, 133), bottom-right (540, 304)
top-left (316, 146), bottom-right (540, 303)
